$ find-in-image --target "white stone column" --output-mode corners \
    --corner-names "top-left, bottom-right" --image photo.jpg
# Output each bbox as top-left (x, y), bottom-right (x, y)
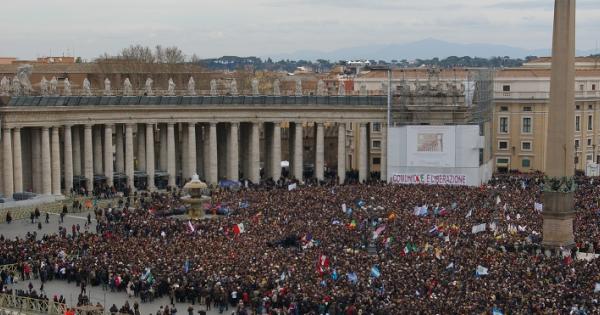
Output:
top-left (12, 128), bottom-right (22, 193)
top-left (84, 125), bottom-right (94, 192)
top-left (380, 123), bottom-right (387, 182)
top-left (41, 127), bottom-right (52, 195)
top-left (315, 123), bottom-right (325, 181)
top-left (125, 123), bottom-right (135, 190)
top-left (64, 125), bottom-right (73, 193)
top-left (196, 127), bottom-right (204, 179)
top-left (93, 126), bottom-right (103, 175)
top-left (104, 124), bottom-right (114, 187)
top-left (181, 125), bottom-right (189, 181)
top-left (228, 122), bottom-right (239, 181)
top-left (249, 122), bottom-right (260, 183)
top-left (338, 123), bottom-right (346, 184)
top-left (293, 123), bottom-right (303, 180)
top-left (0, 139), bottom-right (3, 196)
top-left (272, 122), bottom-right (282, 180)
top-left (167, 123), bottom-right (176, 187)
top-left (137, 124), bottom-right (146, 172)
top-left (51, 127), bottom-right (61, 195)
top-left (72, 126), bottom-right (81, 176)
top-left (186, 123), bottom-right (197, 179)
top-left (208, 122), bottom-right (218, 185)
top-left (159, 124), bottom-right (168, 171)
top-left (31, 128), bottom-right (42, 193)
top-left (3, 128), bottom-right (13, 197)
top-left (202, 124), bottom-right (210, 181)
top-left (115, 124), bottom-right (124, 173)
top-left (359, 123), bottom-right (368, 183)
top-left (146, 123), bottom-right (155, 191)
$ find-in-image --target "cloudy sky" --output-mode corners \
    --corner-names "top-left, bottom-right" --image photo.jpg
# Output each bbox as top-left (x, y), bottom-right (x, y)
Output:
top-left (2, 0), bottom-right (598, 60)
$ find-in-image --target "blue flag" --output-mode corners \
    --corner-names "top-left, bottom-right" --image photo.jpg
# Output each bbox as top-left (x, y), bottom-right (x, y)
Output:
top-left (492, 307), bottom-right (503, 315)
top-left (370, 266), bottom-right (381, 278)
top-left (347, 272), bottom-right (358, 284)
top-left (332, 269), bottom-right (339, 281)
top-left (184, 260), bottom-right (190, 273)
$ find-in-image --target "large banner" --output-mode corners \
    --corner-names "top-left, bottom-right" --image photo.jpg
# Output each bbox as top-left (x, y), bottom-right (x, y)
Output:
top-left (406, 126), bottom-right (456, 167)
top-left (391, 173), bottom-right (468, 186)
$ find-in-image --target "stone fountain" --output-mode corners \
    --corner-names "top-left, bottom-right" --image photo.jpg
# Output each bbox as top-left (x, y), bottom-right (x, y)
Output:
top-left (181, 174), bottom-right (212, 219)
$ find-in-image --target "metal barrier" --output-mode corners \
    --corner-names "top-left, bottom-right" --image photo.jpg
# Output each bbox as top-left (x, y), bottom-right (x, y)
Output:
top-left (0, 293), bottom-right (67, 314)
top-left (0, 265), bottom-right (18, 276)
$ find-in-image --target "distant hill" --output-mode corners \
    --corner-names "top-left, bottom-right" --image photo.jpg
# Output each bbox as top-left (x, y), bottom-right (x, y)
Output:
top-left (266, 38), bottom-right (593, 61)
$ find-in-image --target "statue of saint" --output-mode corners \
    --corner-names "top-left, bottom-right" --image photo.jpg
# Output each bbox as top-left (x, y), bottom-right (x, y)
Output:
top-left (40, 77), bottom-right (49, 96)
top-left (338, 81), bottom-right (345, 96)
top-left (251, 78), bottom-right (260, 96)
top-left (187, 77), bottom-right (196, 96)
top-left (230, 79), bottom-right (238, 96)
top-left (295, 79), bottom-right (302, 96)
top-left (317, 79), bottom-right (327, 96)
top-left (273, 79), bottom-right (281, 96)
top-left (144, 78), bottom-right (153, 96)
top-left (63, 78), bottom-right (72, 96)
top-left (0, 76), bottom-right (9, 96)
top-left (104, 78), bottom-right (112, 96)
top-left (49, 77), bottom-right (58, 96)
top-left (210, 79), bottom-right (218, 96)
top-left (123, 78), bottom-right (132, 96)
top-left (83, 78), bottom-right (92, 96)
top-left (11, 76), bottom-right (21, 96)
top-left (167, 78), bottom-right (176, 96)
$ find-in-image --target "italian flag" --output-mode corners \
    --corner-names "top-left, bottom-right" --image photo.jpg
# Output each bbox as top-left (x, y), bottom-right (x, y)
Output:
top-left (233, 223), bottom-right (245, 235)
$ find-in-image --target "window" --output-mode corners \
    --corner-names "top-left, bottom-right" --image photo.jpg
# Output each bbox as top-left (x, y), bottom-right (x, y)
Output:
top-left (372, 140), bottom-right (381, 149)
top-left (523, 106), bottom-right (532, 112)
top-left (498, 141), bottom-right (509, 150)
top-left (576, 105), bottom-right (581, 110)
top-left (372, 123), bottom-right (381, 132)
top-left (522, 117), bottom-right (532, 133)
top-left (576, 116), bottom-right (581, 131)
top-left (502, 85), bottom-right (511, 92)
top-left (588, 115), bottom-right (593, 131)
top-left (497, 158), bottom-right (509, 164)
top-left (587, 154), bottom-right (593, 162)
top-left (499, 117), bottom-right (509, 133)
top-left (589, 105), bottom-right (593, 110)
top-left (575, 139), bottom-right (580, 149)
top-left (521, 141), bottom-right (532, 151)
top-left (593, 84), bottom-right (597, 91)
top-left (347, 123), bottom-right (353, 131)
top-left (373, 157), bottom-right (381, 165)
top-left (500, 106), bottom-right (509, 112)
top-left (588, 138), bottom-right (593, 147)
top-left (580, 84), bottom-right (585, 91)
top-left (522, 159), bottom-right (531, 168)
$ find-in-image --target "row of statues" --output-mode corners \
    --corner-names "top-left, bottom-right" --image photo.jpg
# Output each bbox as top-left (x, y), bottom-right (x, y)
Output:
top-left (0, 75), bottom-right (340, 97)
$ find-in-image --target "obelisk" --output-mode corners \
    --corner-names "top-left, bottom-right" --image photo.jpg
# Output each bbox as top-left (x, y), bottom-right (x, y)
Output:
top-left (542, 0), bottom-right (576, 248)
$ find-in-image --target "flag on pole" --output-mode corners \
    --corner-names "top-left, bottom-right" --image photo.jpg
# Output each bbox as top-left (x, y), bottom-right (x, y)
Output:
top-left (233, 223), bottom-right (245, 235)
top-left (372, 225), bottom-right (386, 240)
top-left (342, 203), bottom-right (347, 213)
top-left (347, 272), bottom-right (358, 284)
top-left (370, 266), bottom-right (381, 278)
top-left (288, 183), bottom-right (297, 191)
top-left (496, 196), bottom-right (501, 205)
top-left (184, 259), bottom-right (190, 273)
top-left (187, 221), bottom-right (195, 233)
top-left (595, 283), bottom-right (600, 293)
top-left (475, 265), bottom-right (489, 276)
top-left (465, 209), bottom-right (473, 218)
top-left (471, 223), bottom-right (487, 234)
top-left (534, 202), bottom-right (543, 212)
top-left (492, 307), bottom-right (504, 315)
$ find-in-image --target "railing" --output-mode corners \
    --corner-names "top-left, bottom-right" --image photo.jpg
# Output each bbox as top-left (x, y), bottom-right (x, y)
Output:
top-left (5, 95), bottom-right (388, 107)
top-left (0, 294), bottom-right (67, 315)
top-left (495, 91), bottom-right (600, 100)
top-left (0, 264), bottom-right (18, 276)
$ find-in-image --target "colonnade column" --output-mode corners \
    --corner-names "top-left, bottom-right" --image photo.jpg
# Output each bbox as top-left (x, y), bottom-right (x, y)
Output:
top-left (64, 125), bottom-right (73, 193)
top-left (3, 128), bottom-right (13, 197)
top-left (93, 126), bottom-right (103, 175)
top-left (42, 127), bottom-right (52, 195)
top-left (273, 123), bottom-right (282, 180)
top-left (208, 122), bottom-right (218, 185)
top-left (315, 123), bottom-right (324, 181)
top-left (125, 123), bottom-right (135, 190)
top-left (293, 123), bottom-right (303, 181)
top-left (249, 122), bottom-right (260, 183)
top-left (167, 123), bottom-right (176, 187)
top-left (380, 123), bottom-right (387, 182)
top-left (146, 123), bottom-right (155, 191)
top-left (12, 128), bottom-right (22, 193)
top-left (104, 124), bottom-right (114, 188)
top-left (359, 123), bottom-right (368, 183)
top-left (84, 125), bottom-right (94, 192)
top-left (31, 128), bottom-right (41, 192)
top-left (159, 125), bottom-right (167, 171)
top-left (228, 122), bottom-right (239, 181)
top-left (115, 125), bottom-right (124, 173)
top-left (137, 124), bottom-right (146, 172)
top-left (187, 123), bottom-right (197, 179)
top-left (337, 123), bottom-right (346, 184)
top-left (51, 127), bottom-right (61, 195)
top-left (72, 126), bottom-right (81, 176)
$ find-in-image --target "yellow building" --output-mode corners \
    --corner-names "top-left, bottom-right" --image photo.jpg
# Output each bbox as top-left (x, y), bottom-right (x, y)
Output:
top-left (492, 58), bottom-right (600, 173)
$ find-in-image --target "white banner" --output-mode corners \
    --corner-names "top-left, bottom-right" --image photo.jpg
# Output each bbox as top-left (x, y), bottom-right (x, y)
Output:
top-left (391, 174), bottom-right (468, 186)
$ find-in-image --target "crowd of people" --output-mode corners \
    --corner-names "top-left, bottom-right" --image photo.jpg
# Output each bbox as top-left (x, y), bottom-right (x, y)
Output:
top-left (1, 173), bottom-right (600, 314)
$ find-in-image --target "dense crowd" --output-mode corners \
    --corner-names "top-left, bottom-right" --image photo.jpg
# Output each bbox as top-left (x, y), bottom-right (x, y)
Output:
top-left (1, 173), bottom-right (600, 314)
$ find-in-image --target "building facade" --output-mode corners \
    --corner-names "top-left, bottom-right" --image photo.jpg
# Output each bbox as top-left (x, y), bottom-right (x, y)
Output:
top-left (492, 60), bottom-right (600, 173)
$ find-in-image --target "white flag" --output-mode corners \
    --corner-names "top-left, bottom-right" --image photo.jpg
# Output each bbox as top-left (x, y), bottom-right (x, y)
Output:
top-left (475, 265), bottom-right (489, 276)
top-left (496, 196), bottom-right (501, 205)
top-left (342, 203), bottom-right (347, 214)
top-left (471, 223), bottom-right (486, 234)
top-left (534, 202), bottom-right (543, 212)
top-left (288, 183), bottom-right (297, 191)
top-left (595, 283), bottom-right (600, 293)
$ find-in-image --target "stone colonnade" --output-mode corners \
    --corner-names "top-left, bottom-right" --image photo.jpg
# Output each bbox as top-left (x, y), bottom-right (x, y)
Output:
top-left (0, 121), bottom-right (386, 196)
